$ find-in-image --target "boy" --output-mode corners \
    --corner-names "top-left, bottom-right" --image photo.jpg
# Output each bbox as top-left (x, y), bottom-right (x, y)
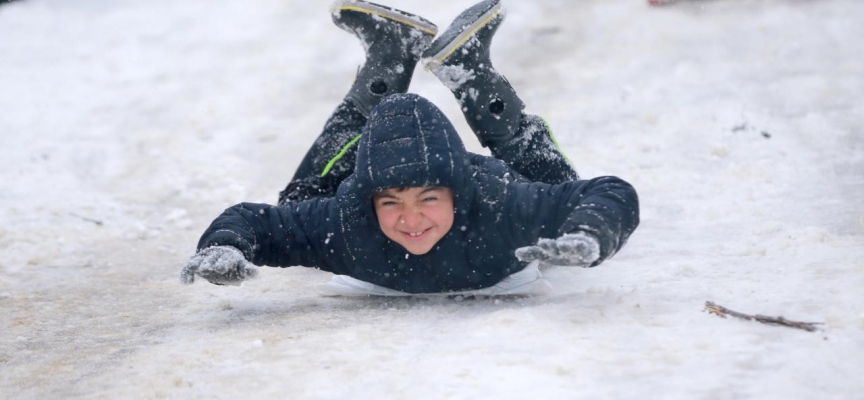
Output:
top-left (181, 0), bottom-right (639, 295)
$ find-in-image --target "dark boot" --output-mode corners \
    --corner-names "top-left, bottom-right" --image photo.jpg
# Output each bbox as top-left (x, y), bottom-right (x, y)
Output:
top-left (333, 0), bottom-right (438, 116)
top-left (424, 0), bottom-right (578, 183)
top-left (422, 0), bottom-right (523, 147)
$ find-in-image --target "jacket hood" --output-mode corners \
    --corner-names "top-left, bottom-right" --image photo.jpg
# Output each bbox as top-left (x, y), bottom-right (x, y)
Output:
top-left (348, 93), bottom-right (474, 229)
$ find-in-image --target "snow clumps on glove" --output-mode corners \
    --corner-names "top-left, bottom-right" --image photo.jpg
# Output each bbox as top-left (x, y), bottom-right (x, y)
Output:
top-left (180, 246), bottom-right (258, 286)
top-left (515, 231), bottom-right (601, 267)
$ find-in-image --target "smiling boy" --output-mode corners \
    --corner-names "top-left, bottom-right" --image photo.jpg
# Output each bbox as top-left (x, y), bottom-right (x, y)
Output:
top-left (181, 0), bottom-right (639, 294)
top-left (373, 187), bottom-right (455, 255)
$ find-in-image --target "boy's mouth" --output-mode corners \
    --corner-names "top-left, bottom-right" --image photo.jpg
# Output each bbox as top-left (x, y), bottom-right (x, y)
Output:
top-left (402, 228), bottom-right (431, 239)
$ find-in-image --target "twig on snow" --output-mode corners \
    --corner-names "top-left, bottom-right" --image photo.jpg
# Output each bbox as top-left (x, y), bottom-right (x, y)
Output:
top-left (69, 212), bottom-right (104, 226)
top-left (731, 123), bottom-right (749, 132)
top-left (704, 301), bottom-right (822, 332)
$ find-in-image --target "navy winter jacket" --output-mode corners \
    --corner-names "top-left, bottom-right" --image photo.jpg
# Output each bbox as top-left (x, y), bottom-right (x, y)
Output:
top-left (197, 94), bottom-right (639, 293)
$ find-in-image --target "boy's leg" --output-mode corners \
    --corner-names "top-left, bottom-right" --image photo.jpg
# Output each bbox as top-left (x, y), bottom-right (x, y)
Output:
top-left (279, 1), bottom-right (438, 205)
top-left (422, 0), bottom-right (577, 185)
top-left (279, 100), bottom-right (366, 204)
top-left (489, 114), bottom-right (578, 184)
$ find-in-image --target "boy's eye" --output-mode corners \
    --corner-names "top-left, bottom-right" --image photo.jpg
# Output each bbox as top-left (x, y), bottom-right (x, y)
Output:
top-left (379, 200), bottom-right (398, 206)
top-left (421, 196), bottom-right (438, 203)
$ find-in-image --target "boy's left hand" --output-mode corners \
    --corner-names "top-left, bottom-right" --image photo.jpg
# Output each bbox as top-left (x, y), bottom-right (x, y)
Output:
top-left (515, 232), bottom-right (600, 267)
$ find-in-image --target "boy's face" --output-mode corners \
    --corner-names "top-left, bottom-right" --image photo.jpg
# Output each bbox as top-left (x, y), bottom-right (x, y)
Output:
top-left (373, 186), bottom-right (455, 255)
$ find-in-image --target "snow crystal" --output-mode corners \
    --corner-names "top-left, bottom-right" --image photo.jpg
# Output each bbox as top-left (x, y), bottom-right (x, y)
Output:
top-left (467, 88), bottom-right (479, 102)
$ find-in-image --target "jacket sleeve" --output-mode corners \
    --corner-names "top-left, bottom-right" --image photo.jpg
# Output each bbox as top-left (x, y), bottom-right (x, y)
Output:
top-left (506, 176), bottom-right (639, 266)
top-left (195, 199), bottom-right (348, 273)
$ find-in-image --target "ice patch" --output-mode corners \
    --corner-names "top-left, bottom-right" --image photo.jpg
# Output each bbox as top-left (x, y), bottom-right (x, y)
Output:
top-left (317, 261), bottom-right (550, 297)
top-left (165, 208), bottom-right (193, 229)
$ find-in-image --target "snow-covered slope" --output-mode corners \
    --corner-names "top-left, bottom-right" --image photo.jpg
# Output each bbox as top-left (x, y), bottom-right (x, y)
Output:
top-left (1, 0), bottom-right (862, 398)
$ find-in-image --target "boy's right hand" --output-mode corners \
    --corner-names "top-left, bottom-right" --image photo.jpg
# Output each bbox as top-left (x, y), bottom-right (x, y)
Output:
top-left (180, 246), bottom-right (258, 286)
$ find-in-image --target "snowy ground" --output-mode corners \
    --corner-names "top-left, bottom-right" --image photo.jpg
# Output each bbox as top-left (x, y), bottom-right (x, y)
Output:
top-left (1, 0), bottom-right (863, 398)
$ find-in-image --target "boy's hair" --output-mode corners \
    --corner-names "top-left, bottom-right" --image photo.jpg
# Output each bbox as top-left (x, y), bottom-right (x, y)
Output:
top-left (373, 186), bottom-right (451, 199)
top-left (381, 186), bottom-right (411, 194)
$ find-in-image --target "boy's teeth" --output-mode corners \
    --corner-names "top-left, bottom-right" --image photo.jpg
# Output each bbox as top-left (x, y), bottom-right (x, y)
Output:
top-left (410, 231), bottom-right (423, 237)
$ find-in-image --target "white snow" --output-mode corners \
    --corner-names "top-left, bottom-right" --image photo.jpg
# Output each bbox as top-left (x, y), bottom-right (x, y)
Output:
top-left (1, 0), bottom-right (863, 399)
top-left (431, 63), bottom-right (477, 91)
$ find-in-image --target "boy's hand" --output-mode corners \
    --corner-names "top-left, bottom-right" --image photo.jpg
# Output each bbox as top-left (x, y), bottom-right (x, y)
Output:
top-left (515, 232), bottom-right (600, 267)
top-left (180, 246), bottom-right (258, 286)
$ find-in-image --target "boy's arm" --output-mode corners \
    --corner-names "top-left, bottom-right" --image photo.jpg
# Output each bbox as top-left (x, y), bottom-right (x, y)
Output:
top-left (507, 176), bottom-right (639, 267)
top-left (192, 199), bottom-right (346, 273)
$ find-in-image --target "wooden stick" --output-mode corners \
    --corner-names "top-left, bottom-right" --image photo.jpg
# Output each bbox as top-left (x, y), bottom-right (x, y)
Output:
top-left (70, 212), bottom-right (104, 226)
top-left (704, 301), bottom-right (823, 332)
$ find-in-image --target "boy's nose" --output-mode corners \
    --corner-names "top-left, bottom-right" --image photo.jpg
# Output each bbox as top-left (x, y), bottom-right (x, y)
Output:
top-left (401, 209), bottom-right (424, 227)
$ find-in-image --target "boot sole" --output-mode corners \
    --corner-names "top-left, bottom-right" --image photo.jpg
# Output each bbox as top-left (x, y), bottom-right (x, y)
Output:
top-left (330, 0), bottom-right (438, 36)
top-left (422, 0), bottom-right (502, 70)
